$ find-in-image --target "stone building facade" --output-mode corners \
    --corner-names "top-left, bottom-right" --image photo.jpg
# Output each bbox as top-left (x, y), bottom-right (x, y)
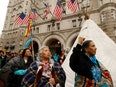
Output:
top-left (0, 0), bottom-right (116, 55)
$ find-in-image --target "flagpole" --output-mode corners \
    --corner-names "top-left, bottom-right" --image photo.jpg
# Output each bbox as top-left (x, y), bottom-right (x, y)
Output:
top-left (43, 1), bottom-right (55, 18)
top-left (30, 19), bottom-right (35, 61)
top-left (31, 32), bottom-right (35, 61)
top-left (59, 0), bottom-right (66, 15)
top-left (26, 19), bottom-right (35, 61)
top-left (50, 11), bottom-right (54, 17)
top-left (77, 0), bottom-right (80, 11)
top-left (30, 0), bottom-right (44, 20)
top-left (36, 12), bottom-right (44, 20)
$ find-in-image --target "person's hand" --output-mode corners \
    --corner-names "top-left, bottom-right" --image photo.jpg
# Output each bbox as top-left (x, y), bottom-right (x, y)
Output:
top-left (49, 78), bottom-right (56, 85)
top-left (78, 37), bottom-right (85, 45)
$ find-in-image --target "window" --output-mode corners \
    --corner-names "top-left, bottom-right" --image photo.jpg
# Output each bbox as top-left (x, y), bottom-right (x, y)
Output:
top-left (32, 27), bottom-right (35, 34)
top-left (47, 25), bottom-right (51, 31)
top-left (36, 27), bottom-right (39, 33)
top-left (56, 23), bottom-right (60, 30)
top-left (111, 10), bottom-right (116, 19)
top-left (10, 23), bottom-right (13, 29)
top-left (33, 27), bottom-right (35, 32)
top-left (101, 13), bottom-right (106, 22)
top-left (72, 20), bottom-right (76, 27)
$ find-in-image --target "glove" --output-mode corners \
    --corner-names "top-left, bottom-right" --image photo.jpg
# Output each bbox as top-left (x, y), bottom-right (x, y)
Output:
top-left (14, 69), bottom-right (27, 75)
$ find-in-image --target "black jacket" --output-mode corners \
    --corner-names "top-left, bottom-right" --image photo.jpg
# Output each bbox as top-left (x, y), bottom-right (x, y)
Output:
top-left (0, 55), bottom-right (33, 87)
top-left (69, 44), bottom-right (100, 80)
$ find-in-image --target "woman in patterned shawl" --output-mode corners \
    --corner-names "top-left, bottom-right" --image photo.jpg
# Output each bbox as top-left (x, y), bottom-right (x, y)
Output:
top-left (21, 46), bottom-right (66, 87)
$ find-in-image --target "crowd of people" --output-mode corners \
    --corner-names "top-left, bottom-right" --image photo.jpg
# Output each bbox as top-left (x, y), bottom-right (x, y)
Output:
top-left (0, 46), bottom-right (66, 87)
top-left (0, 37), bottom-right (114, 87)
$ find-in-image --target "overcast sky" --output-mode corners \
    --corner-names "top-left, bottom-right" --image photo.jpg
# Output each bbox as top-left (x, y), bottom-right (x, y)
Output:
top-left (0, 0), bottom-right (9, 35)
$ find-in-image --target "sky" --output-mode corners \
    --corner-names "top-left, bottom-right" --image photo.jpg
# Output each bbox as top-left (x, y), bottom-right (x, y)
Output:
top-left (0, 0), bottom-right (9, 35)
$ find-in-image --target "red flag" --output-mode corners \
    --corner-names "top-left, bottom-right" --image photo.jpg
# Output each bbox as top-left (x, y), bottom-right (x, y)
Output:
top-left (29, 9), bottom-right (38, 20)
top-left (14, 12), bottom-right (29, 25)
top-left (43, 2), bottom-right (50, 18)
top-left (67, 0), bottom-right (77, 13)
top-left (53, 0), bottom-right (63, 21)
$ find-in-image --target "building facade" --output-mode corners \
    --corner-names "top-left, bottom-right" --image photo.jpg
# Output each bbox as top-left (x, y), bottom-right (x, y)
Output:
top-left (0, 0), bottom-right (116, 55)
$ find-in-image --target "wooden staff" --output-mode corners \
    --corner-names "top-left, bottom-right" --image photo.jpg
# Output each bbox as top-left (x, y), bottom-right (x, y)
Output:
top-left (33, 67), bottom-right (43, 87)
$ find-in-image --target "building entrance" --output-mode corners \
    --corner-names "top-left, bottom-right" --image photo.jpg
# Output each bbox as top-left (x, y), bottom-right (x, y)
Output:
top-left (47, 39), bottom-right (62, 56)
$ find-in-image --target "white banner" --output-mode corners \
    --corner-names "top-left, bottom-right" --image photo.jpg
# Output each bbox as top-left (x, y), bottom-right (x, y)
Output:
top-left (62, 19), bottom-right (116, 87)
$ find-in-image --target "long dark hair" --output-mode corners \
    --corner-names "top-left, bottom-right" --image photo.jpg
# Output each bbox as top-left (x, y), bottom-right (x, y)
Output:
top-left (82, 40), bottom-right (92, 52)
top-left (22, 48), bottom-right (33, 66)
top-left (22, 48), bottom-right (32, 59)
top-left (22, 48), bottom-right (29, 58)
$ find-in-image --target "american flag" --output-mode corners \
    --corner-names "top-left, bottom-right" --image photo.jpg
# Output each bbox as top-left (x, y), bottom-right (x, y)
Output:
top-left (53, 0), bottom-right (63, 21)
top-left (43, 2), bottom-right (50, 18)
top-left (29, 9), bottom-right (38, 20)
top-left (14, 12), bottom-right (29, 25)
top-left (67, 0), bottom-right (77, 13)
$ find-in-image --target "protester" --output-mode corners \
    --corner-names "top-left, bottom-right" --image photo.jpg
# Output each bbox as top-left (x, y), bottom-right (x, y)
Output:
top-left (18, 49), bottom-right (23, 56)
top-left (0, 50), bottom-right (5, 69)
top-left (0, 48), bottom-right (33, 87)
top-left (70, 36), bottom-right (113, 87)
top-left (21, 46), bottom-right (66, 87)
top-left (52, 49), bottom-right (66, 65)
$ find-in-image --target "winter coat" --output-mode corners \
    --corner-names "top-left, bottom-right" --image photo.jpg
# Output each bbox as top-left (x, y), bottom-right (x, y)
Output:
top-left (0, 55), bottom-right (33, 87)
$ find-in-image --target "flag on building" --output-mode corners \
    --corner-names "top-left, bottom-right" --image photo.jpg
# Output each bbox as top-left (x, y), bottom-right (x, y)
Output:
top-left (24, 19), bottom-right (32, 37)
top-left (53, 0), bottom-right (63, 21)
top-left (43, 2), bottom-right (50, 18)
top-left (14, 12), bottom-right (29, 25)
top-left (29, 9), bottom-right (38, 20)
top-left (67, 0), bottom-right (77, 13)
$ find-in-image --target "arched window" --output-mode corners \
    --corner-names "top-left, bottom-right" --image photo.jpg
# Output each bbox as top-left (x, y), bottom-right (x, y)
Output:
top-left (111, 9), bottom-right (116, 19)
top-left (101, 12), bottom-right (106, 22)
